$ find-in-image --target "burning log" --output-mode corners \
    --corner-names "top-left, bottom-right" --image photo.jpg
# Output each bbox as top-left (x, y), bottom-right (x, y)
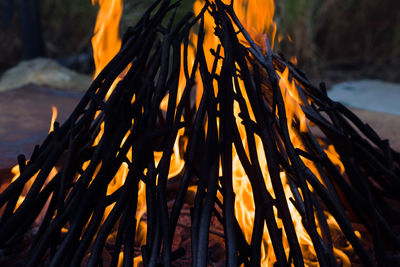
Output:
top-left (1, 0), bottom-right (400, 266)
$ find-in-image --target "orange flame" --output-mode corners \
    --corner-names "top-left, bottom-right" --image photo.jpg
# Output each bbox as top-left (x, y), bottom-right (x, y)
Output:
top-left (90, 1), bottom-right (186, 263)
top-left (90, 1), bottom-right (150, 253)
top-left (9, 106), bottom-right (59, 212)
top-left (49, 106), bottom-right (58, 133)
top-left (189, 1), bottom-right (355, 265)
top-left (91, 0), bottom-right (123, 79)
top-left (4, 1), bottom-right (356, 265)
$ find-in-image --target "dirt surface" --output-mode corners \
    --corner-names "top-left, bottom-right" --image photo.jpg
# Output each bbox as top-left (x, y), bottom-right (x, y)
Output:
top-left (351, 108), bottom-right (400, 151)
top-left (0, 84), bottom-right (82, 173)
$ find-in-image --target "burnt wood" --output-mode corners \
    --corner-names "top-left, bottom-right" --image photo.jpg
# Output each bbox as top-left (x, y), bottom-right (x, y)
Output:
top-left (0, 1), bottom-right (399, 266)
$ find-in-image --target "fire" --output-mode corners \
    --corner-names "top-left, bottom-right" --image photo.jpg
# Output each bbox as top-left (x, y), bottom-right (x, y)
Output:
top-left (7, 107), bottom-right (59, 213)
top-left (91, 0), bottom-right (123, 79)
top-left (231, 0), bottom-right (277, 48)
top-left (90, 1), bottom-right (149, 261)
top-left (190, 0), bottom-right (354, 266)
top-left (49, 106), bottom-right (58, 133)
top-left (89, 0), bottom-right (353, 265)
top-left (2, 0), bottom-right (357, 265)
top-left (90, 1), bottom-right (186, 264)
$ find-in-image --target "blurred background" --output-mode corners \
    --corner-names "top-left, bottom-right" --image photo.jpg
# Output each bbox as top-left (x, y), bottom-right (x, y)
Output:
top-left (0, 0), bottom-right (399, 84)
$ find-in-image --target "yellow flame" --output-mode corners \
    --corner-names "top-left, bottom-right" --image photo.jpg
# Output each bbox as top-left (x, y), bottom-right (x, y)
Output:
top-left (5, 1), bottom-right (356, 265)
top-left (49, 106), bottom-right (58, 133)
top-left (10, 106), bottom-right (59, 212)
top-left (325, 144), bottom-right (345, 174)
top-left (232, 0), bottom-right (276, 48)
top-left (89, 0), bottom-right (187, 262)
top-left (192, 1), bottom-right (354, 264)
top-left (91, 0), bottom-right (123, 79)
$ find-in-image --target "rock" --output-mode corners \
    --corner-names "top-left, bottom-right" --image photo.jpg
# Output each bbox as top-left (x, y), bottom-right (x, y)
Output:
top-left (0, 58), bottom-right (91, 92)
top-left (329, 80), bottom-right (400, 115)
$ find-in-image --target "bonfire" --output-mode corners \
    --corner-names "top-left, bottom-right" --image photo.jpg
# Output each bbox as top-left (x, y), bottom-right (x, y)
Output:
top-left (0, 0), bottom-right (399, 266)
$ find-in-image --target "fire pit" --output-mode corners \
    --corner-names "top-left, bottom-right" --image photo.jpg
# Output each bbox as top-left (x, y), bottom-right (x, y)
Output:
top-left (0, 0), bottom-right (399, 266)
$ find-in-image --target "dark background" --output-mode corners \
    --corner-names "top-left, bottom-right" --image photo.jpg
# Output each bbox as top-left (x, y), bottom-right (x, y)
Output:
top-left (0, 0), bottom-right (399, 83)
